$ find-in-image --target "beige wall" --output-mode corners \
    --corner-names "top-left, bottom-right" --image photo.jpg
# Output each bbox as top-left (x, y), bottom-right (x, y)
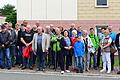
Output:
top-left (78, 0), bottom-right (120, 20)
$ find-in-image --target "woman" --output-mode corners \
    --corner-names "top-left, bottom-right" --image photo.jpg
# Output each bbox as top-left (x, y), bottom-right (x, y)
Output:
top-left (60, 30), bottom-right (72, 74)
top-left (82, 30), bottom-right (95, 72)
top-left (100, 29), bottom-right (112, 74)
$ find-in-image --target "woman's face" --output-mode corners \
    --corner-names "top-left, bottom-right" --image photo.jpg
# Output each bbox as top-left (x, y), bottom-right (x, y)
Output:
top-left (64, 31), bottom-right (68, 37)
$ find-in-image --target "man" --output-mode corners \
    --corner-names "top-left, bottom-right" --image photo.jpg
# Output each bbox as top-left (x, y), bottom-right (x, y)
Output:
top-left (0, 24), bottom-right (11, 69)
top-left (115, 28), bottom-right (120, 74)
top-left (14, 23), bottom-right (20, 65)
top-left (21, 25), bottom-right (34, 70)
top-left (89, 28), bottom-right (99, 70)
top-left (35, 21), bottom-right (40, 27)
top-left (32, 27), bottom-right (47, 71)
top-left (69, 23), bottom-right (76, 37)
top-left (17, 24), bottom-right (25, 67)
top-left (31, 25), bottom-right (38, 65)
top-left (50, 24), bottom-right (55, 35)
top-left (7, 23), bottom-right (17, 67)
top-left (77, 26), bottom-right (82, 36)
top-left (108, 26), bottom-right (117, 71)
top-left (45, 26), bottom-right (52, 67)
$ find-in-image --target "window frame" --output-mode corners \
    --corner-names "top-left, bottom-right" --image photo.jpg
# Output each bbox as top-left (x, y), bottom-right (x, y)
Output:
top-left (95, 0), bottom-right (109, 8)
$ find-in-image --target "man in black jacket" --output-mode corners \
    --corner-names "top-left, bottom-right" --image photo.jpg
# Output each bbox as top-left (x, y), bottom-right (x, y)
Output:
top-left (0, 24), bottom-right (11, 69)
top-left (115, 28), bottom-right (120, 74)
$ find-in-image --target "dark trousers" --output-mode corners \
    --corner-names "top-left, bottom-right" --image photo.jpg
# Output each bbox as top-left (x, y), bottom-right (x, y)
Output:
top-left (52, 51), bottom-right (60, 69)
top-left (97, 47), bottom-right (101, 67)
top-left (10, 46), bottom-right (16, 66)
top-left (60, 51), bottom-right (70, 71)
top-left (36, 50), bottom-right (45, 69)
top-left (17, 46), bottom-right (24, 65)
top-left (23, 51), bottom-right (33, 67)
top-left (118, 50), bottom-right (120, 70)
top-left (111, 53), bottom-right (114, 71)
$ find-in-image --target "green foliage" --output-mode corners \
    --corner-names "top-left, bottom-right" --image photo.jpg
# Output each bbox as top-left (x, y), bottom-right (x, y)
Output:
top-left (0, 4), bottom-right (16, 28)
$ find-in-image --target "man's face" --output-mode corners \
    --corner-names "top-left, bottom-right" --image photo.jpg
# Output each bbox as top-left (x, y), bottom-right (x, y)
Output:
top-left (37, 27), bottom-right (42, 34)
top-left (77, 36), bottom-right (81, 41)
top-left (26, 26), bottom-right (31, 32)
top-left (90, 29), bottom-right (94, 34)
top-left (108, 28), bottom-right (112, 32)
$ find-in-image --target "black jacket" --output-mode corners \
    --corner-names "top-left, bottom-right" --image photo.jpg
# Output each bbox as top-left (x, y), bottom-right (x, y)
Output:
top-left (0, 31), bottom-right (10, 48)
top-left (115, 33), bottom-right (120, 50)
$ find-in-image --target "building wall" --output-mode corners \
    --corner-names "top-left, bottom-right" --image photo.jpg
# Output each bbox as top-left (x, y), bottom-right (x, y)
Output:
top-left (78, 0), bottom-right (120, 20)
top-left (17, 0), bottom-right (77, 20)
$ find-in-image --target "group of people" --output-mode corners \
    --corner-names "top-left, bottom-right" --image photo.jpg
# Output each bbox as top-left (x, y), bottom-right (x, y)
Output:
top-left (0, 21), bottom-right (120, 74)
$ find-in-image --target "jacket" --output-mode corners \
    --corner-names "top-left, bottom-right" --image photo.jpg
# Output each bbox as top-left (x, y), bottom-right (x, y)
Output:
top-left (115, 33), bottom-right (120, 50)
top-left (0, 31), bottom-right (10, 48)
top-left (32, 33), bottom-right (47, 52)
top-left (83, 35), bottom-right (95, 53)
top-left (51, 34), bottom-right (63, 53)
top-left (74, 40), bottom-right (85, 57)
top-left (89, 34), bottom-right (100, 50)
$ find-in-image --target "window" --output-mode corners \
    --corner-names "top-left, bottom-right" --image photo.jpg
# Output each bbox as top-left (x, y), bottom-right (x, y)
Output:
top-left (95, 0), bottom-right (109, 7)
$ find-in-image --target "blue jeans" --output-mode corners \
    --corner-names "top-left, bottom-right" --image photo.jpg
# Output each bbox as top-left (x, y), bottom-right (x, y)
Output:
top-left (36, 50), bottom-right (45, 69)
top-left (90, 53), bottom-right (97, 68)
top-left (78, 56), bottom-right (84, 71)
top-left (0, 48), bottom-right (11, 68)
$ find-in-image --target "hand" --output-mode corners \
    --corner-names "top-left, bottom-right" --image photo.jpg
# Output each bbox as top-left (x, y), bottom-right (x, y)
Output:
top-left (88, 46), bottom-right (91, 48)
top-left (64, 47), bottom-right (68, 49)
top-left (26, 43), bottom-right (29, 47)
top-left (119, 47), bottom-right (120, 49)
top-left (68, 46), bottom-right (72, 50)
top-left (2, 44), bottom-right (4, 47)
top-left (45, 49), bottom-right (48, 53)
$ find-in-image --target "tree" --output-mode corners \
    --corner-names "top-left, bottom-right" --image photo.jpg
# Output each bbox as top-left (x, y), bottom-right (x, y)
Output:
top-left (0, 4), bottom-right (15, 16)
top-left (0, 4), bottom-right (16, 28)
top-left (6, 11), bottom-right (17, 28)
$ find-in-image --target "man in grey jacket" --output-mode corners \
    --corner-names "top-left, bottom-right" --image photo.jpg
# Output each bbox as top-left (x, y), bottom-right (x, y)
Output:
top-left (32, 27), bottom-right (48, 71)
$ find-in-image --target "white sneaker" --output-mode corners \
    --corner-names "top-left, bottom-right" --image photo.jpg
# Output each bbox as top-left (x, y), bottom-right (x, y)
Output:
top-left (107, 70), bottom-right (111, 74)
top-left (100, 69), bottom-right (106, 73)
top-left (66, 70), bottom-right (70, 73)
top-left (61, 71), bottom-right (64, 74)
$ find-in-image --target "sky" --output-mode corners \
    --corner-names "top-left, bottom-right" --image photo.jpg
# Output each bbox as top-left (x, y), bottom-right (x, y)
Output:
top-left (0, 0), bottom-right (16, 8)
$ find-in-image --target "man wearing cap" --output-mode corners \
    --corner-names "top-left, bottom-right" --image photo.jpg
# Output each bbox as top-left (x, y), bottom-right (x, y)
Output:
top-left (0, 24), bottom-right (11, 69)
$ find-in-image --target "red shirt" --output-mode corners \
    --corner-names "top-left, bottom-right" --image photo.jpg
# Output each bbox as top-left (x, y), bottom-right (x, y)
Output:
top-left (71, 37), bottom-right (77, 48)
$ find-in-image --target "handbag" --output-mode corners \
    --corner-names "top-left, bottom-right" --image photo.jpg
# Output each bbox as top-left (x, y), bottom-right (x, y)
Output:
top-left (110, 45), bottom-right (117, 54)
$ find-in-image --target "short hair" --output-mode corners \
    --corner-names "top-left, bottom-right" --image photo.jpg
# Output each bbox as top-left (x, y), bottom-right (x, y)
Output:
top-left (1, 24), bottom-right (6, 29)
top-left (101, 27), bottom-right (107, 30)
top-left (90, 28), bottom-right (94, 30)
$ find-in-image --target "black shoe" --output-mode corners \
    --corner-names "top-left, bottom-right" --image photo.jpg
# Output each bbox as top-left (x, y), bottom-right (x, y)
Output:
top-left (1, 66), bottom-right (5, 69)
top-left (29, 66), bottom-right (33, 70)
top-left (7, 67), bottom-right (11, 70)
top-left (117, 71), bottom-right (120, 74)
top-left (21, 66), bottom-right (27, 70)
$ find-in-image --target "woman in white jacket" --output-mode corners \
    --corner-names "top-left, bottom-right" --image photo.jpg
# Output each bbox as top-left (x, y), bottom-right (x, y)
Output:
top-left (82, 30), bottom-right (95, 71)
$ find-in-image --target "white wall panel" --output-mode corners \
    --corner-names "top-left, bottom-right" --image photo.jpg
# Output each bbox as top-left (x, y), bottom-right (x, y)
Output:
top-left (31, 0), bottom-right (46, 20)
top-left (17, 0), bottom-right (32, 20)
top-left (62, 0), bottom-right (77, 20)
top-left (46, 0), bottom-right (62, 20)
